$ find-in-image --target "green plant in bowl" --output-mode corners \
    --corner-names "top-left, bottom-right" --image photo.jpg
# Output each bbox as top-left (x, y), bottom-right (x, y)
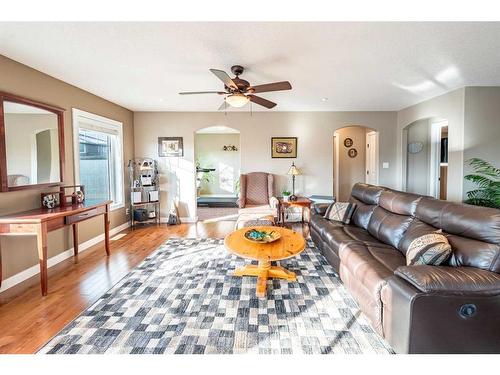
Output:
top-left (244, 229), bottom-right (281, 243)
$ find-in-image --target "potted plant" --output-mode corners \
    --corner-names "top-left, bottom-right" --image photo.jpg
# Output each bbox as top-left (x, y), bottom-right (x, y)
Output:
top-left (464, 158), bottom-right (500, 208)
top-left (282, 190), bottom-right (291, 202)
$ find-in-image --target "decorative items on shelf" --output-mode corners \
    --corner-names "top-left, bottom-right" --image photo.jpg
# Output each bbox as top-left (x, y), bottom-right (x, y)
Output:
top-left (60, 185), bottom-right (85, 206)
top-left (41, 191), bottom-right (61, 209)
top-left (128, 158), bottom-right (161, 227)
top-left (222, 145), bottom-right (238, 151)
top-left (40, 185), bottom-right (85, 209)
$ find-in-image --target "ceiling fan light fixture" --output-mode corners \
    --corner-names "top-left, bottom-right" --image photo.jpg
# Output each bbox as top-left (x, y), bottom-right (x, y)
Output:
top-left (225, 93), bottom-right (249, 108)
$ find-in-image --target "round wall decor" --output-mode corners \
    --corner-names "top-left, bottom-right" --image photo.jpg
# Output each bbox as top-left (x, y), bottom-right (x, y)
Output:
top-left (348, 148), bottom-right (358, 158)
top-left (344, 138), bottom-right (353, 147)
top-left (408, 141), bottom-right (424, 154)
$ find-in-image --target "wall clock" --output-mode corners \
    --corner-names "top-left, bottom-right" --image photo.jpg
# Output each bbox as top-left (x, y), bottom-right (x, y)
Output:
top-left (408, 141), bottom-right (424, 154)
top-left (344, 138), bottom-right (353, 147)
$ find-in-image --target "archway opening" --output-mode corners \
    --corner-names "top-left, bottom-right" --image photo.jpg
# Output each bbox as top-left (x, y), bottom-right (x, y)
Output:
top-left (402, 118), bottom-right (448, 198)
top-left (333, 126), bottom-right (379, 201)
top-left (194, 126), bottom-right (241, 222)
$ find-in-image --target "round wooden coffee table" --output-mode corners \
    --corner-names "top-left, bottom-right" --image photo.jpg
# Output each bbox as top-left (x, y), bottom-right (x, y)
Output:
top-left (224, 226), bottom-right (306, 298)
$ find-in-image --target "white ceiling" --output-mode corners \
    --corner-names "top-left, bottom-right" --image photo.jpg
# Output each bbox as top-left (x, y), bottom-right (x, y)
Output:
top-left (1, 22), bottom-right (500, 112)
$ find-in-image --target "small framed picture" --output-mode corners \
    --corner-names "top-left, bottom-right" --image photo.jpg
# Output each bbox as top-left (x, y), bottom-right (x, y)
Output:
top-left (158, 137), bottom-right (183, 157)
top-left (348, 148), bottom-right (358, 158)
top-left (344, 138), bottom-right (353, 147)
top-left (271, 137), bottom-right (297, 158)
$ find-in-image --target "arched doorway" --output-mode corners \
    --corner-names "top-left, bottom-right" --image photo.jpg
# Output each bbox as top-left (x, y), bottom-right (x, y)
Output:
top-left (333, 126), bottom-right (379, 201)
top-left (402, 118), bottom-right (448, 198)
top-left (194, 126), bottom-right (241, 221)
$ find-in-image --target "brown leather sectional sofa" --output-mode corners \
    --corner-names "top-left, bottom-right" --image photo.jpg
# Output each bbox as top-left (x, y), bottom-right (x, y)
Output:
top-left (310, 183), bottom-right (500, 354)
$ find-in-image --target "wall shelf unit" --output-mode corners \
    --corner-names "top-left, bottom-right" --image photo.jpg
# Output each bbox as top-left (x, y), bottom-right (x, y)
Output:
top-left (128, 158), bottom-right (160, 228)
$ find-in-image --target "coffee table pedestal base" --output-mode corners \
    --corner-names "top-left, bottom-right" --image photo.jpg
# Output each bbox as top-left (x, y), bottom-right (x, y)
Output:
top-left (234, 260), bottom-right (296, 298)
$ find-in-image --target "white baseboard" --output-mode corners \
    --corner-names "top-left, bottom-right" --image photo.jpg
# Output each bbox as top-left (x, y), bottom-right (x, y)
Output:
top-left (0, 221), bottom-right (130, 293)
top-left (159, 216), bottom-right (198, 223)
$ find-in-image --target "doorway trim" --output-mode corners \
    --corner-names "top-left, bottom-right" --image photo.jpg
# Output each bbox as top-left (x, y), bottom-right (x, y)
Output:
top-left (429, 119), bottom-right (448, 198)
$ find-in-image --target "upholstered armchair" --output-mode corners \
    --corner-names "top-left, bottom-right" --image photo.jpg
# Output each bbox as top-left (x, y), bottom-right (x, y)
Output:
top-left (237, 172), bottom-right (278, 216)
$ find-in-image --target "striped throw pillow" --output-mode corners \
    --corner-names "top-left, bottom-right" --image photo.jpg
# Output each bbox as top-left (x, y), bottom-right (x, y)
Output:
top-left (324, 202), bottom-right (357, 224)
top-left (406, 232), bottom-right (452, 266)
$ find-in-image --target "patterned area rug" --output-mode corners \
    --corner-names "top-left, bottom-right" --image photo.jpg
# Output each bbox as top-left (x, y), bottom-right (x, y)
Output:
top-left (39, 238), bottom-right (393, 354)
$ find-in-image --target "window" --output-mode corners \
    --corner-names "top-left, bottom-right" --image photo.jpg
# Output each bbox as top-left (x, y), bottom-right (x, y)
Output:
top-left (72, 109), bottom-right (124, 210)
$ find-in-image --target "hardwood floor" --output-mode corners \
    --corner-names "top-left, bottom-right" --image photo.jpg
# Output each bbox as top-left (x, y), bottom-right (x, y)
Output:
top-left (0, 220), bottom-right (308, 354)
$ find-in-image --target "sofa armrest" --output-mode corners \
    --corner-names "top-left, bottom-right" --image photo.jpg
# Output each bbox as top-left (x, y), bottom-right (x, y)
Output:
top-left (312, 203), bottom-right (330, 216)
top-left (395, 265), bottom-right (500, 296)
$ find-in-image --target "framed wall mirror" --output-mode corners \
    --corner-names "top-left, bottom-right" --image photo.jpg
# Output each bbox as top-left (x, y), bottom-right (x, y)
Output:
top-left (0, 92), bottom-right (65, 192)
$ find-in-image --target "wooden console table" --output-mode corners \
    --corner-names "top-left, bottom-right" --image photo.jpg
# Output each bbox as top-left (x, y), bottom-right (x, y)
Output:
top-left (0, 200), bottom-right (112, 296)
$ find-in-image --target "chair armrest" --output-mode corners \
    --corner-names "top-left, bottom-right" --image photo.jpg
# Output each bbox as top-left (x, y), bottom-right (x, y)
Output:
top-left (312, 203), bottom-right (330, 216)
top-left (395, 265), bottom-right (500, 296)
top-left (269, 196), bottom-right (278, 210)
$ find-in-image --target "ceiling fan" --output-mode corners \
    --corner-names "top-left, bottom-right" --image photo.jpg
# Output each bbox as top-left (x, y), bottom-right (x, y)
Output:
top-left (179, 65), bottom-right (292, 110)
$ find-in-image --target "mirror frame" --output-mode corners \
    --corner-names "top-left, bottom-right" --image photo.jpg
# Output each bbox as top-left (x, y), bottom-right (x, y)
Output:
top-left (0, 91), bottom-right (65, 192)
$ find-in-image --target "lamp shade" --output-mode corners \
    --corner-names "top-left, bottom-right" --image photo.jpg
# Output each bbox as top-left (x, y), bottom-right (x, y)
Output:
top-left (225, 93), bottom-right (250, 108)
top-left (287, 162), bottom-right (300, 176)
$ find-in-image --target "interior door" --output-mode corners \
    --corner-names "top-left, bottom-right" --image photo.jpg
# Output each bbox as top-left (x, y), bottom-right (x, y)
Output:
top-left (365, 131), bottom-right (378, 185)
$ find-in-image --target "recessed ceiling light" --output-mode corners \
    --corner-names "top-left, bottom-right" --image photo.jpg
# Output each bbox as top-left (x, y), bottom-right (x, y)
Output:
top-left (321, 97), bottom-right (328, 102)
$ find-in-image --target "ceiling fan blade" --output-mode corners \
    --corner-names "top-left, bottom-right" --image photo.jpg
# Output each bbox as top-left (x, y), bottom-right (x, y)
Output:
top-left (250, 81), bottom-right (292, 93)
top-left (218, 101), bottom-right (227, 111)
top-left (210, 69), bottom-right (238, 90)
top-left (249, 95), bottom-right (277, 109)
top-left (179, 91), bottom-right (226, 95)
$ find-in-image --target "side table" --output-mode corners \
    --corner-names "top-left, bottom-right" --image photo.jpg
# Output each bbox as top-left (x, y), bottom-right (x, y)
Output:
top-left (277, 197), bottom-right (313, 225)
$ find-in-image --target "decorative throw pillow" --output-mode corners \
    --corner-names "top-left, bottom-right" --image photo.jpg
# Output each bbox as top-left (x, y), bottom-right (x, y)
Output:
top-left (406, 232), bottom-right (452, 266)
top-left (324, 202), bottom-right (357, 224)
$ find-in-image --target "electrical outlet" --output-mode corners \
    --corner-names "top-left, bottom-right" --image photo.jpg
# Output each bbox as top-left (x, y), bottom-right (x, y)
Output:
top-left (125, 208), bottom-right (130, 215)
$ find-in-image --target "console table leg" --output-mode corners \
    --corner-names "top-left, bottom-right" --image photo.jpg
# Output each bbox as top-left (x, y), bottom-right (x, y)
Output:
top-left (104, 206), bottom-right (110, 256)
top-left (0, 237), bottom-right (3, 289)
top-left (72, 223), bottom-right (79, 256)
top-left (36, 223), bottom-right (48, 296)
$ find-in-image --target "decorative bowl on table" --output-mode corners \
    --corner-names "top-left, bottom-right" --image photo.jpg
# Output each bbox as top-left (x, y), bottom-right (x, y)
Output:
top-left (244, 228), bottom-right (281, 243)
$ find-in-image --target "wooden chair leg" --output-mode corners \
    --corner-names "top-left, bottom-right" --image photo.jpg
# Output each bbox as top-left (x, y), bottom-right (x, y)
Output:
top-left (0, 237), bottom-right (3, 289)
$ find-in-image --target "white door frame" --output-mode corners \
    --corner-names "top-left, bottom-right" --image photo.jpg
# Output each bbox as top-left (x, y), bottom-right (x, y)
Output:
top-left (333, 132), bottom-right (340, 199)
top-left (429, 119), bottom-right (448, 198)
top-left (365, 131), bottom-right (379, 185)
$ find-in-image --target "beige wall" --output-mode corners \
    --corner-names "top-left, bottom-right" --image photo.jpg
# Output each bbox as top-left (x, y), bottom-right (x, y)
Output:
top-left (334, 126), bottom-right (369, 201)
top-left (397, 88), bottom-right (465, 201)
top-left (134, 111), bottom-right (398, 220)
top-left (463, 87), bottom-right (500, 199)
top-left (195, 133), bottom-right (241, 196)
top-left (0, 55), bottom-right (134, 281)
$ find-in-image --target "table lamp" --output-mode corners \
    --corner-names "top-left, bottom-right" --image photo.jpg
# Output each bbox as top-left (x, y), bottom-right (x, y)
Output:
top-left (287, 162), bottom-right (300, 201)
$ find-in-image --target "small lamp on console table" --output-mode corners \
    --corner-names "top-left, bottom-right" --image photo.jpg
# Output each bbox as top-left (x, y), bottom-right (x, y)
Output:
top-left (287, 162), bottom-right (300, 201)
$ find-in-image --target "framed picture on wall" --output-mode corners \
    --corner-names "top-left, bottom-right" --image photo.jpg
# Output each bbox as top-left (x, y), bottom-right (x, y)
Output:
top-left (158, 137), bottom-right (183, 157)
top-left (271, 137), bottom-right (297, 158)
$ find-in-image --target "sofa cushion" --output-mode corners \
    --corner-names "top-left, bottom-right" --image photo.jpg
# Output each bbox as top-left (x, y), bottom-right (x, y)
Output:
top-left (416, 198), bottom-right (500, 273)
top-left (367, 207), bottom-right (414, 249)
top-left (399, 219), bottom-right (438, 254)
top-left (324, 201), bottom-right (357, 224)
top-left (416, 197), bottom-right (500, 244)
top-left (310, 214), bottom-right (345, 238)
top-left (339, 242), bottom-right (405, 336)
top-left (395, 265), bottom-right (500, 296)
top-left (406, 232), bottom-right (452, 266)
top-left (350, 183), bottom-right (385, 205)
top-left (378, 190), bottom-right (423, 216)
top-left (322, 225), bottom-right (393, 254)
top-left (349, 197), bottom-right (377, 230)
